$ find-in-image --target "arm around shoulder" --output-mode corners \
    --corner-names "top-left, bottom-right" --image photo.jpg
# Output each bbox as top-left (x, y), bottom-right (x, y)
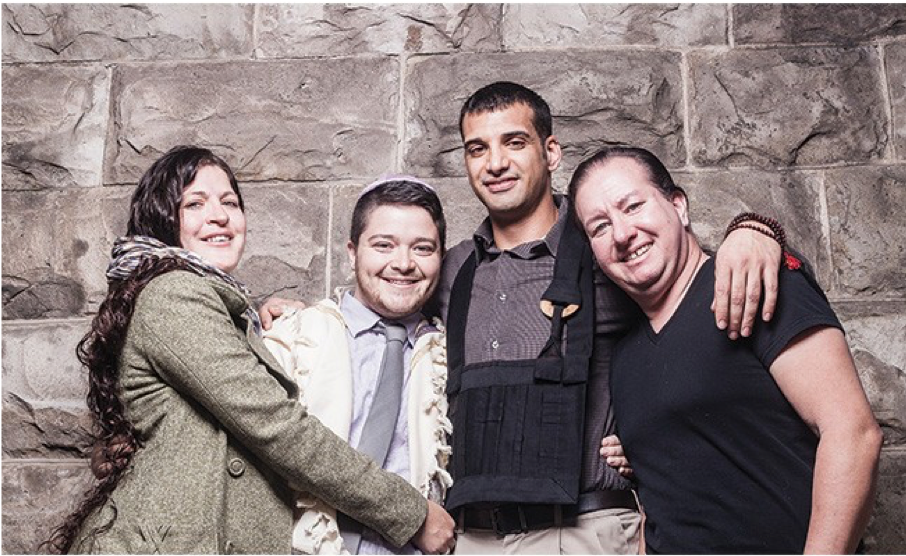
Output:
top-left (132, 271), bottom-right (427, 547)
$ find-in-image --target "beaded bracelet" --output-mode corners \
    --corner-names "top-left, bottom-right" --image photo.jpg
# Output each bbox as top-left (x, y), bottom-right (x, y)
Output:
top-left (724, 212), bottom-right (800, 270)
top-left (725, 212), bottom-right (786, 250)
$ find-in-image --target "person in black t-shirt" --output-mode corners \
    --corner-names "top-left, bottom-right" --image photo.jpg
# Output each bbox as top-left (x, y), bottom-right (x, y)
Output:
top-left (567, 146), bottom-right (882, 554)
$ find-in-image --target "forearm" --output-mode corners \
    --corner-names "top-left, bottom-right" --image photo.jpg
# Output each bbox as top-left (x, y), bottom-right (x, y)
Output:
top-left (804, 425), bottom-right (882, 553)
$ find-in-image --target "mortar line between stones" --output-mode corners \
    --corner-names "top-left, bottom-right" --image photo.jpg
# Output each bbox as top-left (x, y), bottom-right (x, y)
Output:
top-left (395, 54), bottom-right (408, 173)
top-left (250, 4), bottom-right (259, 60)
top-left (876, 43), bottom-right (896, 162)
top-left (326, 186), bottom-right (334, 299)
top-left (680, 51), bottom-right (693, 170)
top-left (101, 63), bottom-right (115, 187)
top-left (816, 171), bottom-right (834, 294)
top-left (726, 3), bottom-right (734, 49)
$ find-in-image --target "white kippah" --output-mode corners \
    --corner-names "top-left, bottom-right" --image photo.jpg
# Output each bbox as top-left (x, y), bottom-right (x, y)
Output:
top-left (358, 173), bottom-right (436, 199)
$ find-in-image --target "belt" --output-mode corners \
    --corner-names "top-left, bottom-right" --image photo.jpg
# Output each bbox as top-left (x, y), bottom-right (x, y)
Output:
top-left (455, 490), bottom-right (638, 535)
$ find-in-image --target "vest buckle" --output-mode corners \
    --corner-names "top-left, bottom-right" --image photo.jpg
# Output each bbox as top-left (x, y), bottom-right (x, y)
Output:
top-left (539, 299), bottom-right (580, 319)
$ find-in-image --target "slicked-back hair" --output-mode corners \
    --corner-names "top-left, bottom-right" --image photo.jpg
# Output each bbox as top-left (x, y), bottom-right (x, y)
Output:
top-left (459, 81), bottom-right (553, 141)
top-left (567, 146), bottom-right (686, 219)
top-left (350, 180), bottom-right (447, 253)
top-left (127, 145), bottom-right (243, 247)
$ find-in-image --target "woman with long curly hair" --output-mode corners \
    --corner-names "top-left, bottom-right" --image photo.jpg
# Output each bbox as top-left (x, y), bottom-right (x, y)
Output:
top-left (47, 145), bottom-right (454, 554)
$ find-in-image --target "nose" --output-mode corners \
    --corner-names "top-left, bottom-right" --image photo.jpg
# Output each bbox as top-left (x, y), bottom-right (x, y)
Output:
top-left (391, 249), bottom-right (415, 272)
top-left (486, 144), bottom-right (509, 175)
top-left (611, 215), bottom-right (636, 248)
top-left (206, 201), bottom-right (229, 225)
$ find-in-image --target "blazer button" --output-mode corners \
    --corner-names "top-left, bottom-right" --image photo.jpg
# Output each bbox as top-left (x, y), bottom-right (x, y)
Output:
top-left (227, 458), bottom-right (245, 477)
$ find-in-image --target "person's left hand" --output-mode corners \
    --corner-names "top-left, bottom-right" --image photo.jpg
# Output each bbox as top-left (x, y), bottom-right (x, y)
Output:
top-left (601, 434), bottom-right (634, 478)
top-left (711, 226), bottom-right (782, 340)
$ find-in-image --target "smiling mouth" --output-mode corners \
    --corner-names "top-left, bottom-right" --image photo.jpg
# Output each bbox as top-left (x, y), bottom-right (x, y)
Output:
top-left (202, 235), bottom-right (232, 244)
top-left (623, 244), bottom-right (651, 262)
top-left (484, 177), bottom-right (518, 193)
top-left (382, 277), bottom-right (420, 287)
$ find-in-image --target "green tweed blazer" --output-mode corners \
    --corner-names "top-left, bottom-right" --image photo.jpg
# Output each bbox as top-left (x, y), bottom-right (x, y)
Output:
top-left (72, 271), bottom-right (426, 554)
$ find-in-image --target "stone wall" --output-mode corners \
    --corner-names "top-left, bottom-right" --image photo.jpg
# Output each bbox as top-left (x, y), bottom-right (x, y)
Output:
top-left (2, 3), bottom-right (904, 553)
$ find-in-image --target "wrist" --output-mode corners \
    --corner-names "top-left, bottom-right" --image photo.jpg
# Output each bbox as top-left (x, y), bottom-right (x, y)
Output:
top-left (725, 212), bottom-right (801, 270)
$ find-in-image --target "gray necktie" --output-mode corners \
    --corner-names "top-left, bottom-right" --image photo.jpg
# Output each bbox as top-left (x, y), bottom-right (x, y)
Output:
top-left (339, 321), bottom-right (408, 553)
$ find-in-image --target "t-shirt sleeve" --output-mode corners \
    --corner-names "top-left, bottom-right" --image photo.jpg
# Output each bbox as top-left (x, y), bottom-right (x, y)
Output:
top-left (751, 267), bottom-right (843, 368)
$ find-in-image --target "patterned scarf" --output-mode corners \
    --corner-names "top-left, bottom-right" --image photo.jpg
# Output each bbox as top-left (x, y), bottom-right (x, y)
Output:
top-left (106, 235), bottom-right (262, 334)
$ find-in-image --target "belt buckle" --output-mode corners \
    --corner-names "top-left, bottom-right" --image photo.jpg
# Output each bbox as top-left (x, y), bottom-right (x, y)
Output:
top-left (490, 506), bottom-right (528, 535)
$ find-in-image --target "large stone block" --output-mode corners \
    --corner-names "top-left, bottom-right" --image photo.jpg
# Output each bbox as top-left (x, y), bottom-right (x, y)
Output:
top-left (864, 448), bottom-right (906, 553)
top-left (256, 4), bottom-right (501, 57)
top-left (2, 461), bottom-right (93, 554)
top-left (105, 59), bottom-right (400, 185)
top-left (2, 65), bottom-right (108, 190)
top-left (689, 47), bottom-right (887, 167)
top-left (404, 51), bottom-right (685, 179)
top-left (1, 4), bottom-right (253, 62)
top-left (888, 43), bottom-right (906, 160)
top-left (2, 188), bottom-right (132, 319)
top-left (329, 178), bottom-right (486, 293)
top-left (235, 183), bottom-right (329, 306)
top-left (2, 320), bottom-right (93, 458)
top-left (824, 165), bottom-right (906, 297)
top-left (835, 300), bottom-right (906, 448)
top-left (675, 169), bottom-right (828, 283)
top-left (734, 5), bottom-right (906, 45)
top-left (503, 4), bottom-right (726, 48)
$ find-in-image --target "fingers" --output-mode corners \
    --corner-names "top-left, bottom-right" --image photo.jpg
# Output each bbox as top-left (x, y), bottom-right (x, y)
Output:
top-left (726, 268), bottom-right (747, 340)
top-left (257, 296), bottom-right (305, 330)
top-left (761, 266), bottom-right (779, 322)
top-left (413, 500), bottom-right (456, 554)
top-left (739, 267), bottom-right (764, 338)
top-left (258, 305), bottom-right (281, 331)
top-left (712, 260), bottom-right (732, 331)
top-left (600, 434), bottom-right (622, 451)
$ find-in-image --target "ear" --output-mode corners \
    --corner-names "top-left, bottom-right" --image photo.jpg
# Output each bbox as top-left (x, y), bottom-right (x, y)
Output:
top-left (346, 240), bottom-right (357, 270)
top-left (671, 190), bottom-right (690, 228)
top-left (544, 135), bottom-right (562, 173)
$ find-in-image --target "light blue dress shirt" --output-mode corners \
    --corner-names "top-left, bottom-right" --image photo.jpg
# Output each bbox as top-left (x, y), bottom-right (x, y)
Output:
top-left (340, 292), bottom-right (422, 555)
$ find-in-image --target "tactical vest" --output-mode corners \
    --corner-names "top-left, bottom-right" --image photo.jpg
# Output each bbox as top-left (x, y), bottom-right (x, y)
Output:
top-left (444, 217), bottom-right (596, 512)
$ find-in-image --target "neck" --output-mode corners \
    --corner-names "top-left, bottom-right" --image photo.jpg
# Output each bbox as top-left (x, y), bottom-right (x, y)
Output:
top-left (637, 238), bottom-right (707, 332)
top-left (489, 194), bottom-right (559, 250)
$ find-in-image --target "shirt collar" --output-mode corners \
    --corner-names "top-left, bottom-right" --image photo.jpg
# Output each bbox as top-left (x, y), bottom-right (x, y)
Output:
top-left (339, 291), bottom-right (421, 346)
top-left (472, 194), bottom-right (569, 260)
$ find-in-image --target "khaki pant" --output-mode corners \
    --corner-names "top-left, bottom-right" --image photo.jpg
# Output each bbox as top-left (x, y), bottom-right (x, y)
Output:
top-left (453, 507), bottom-right (642, 555)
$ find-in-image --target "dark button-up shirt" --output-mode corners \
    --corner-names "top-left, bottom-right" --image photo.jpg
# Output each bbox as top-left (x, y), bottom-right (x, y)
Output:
top-left (434, 195), bottom-right (639, 494)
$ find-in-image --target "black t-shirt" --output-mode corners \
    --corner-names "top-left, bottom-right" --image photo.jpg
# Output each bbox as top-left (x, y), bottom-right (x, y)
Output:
top-left (612, 257), bottom-right (842, 554)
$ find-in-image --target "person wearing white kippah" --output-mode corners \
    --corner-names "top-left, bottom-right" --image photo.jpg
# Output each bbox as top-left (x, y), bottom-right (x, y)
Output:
top-left (264, 176), bottom-right (455, 555)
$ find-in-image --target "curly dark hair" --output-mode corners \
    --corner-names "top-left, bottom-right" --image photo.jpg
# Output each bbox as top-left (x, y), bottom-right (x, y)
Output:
top-left (45, 145), bottom-right (241, 553)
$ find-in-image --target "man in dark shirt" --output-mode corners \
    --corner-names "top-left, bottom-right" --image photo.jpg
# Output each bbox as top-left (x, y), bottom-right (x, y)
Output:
top-left (435, 82), bottom-right (784, 554)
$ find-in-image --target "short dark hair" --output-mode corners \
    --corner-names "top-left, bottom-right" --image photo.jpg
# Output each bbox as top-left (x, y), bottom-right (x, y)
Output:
top-left (350, 179), bottom-right (446, 252)
top-left (459, 81), bottom-right (553, 141)
top-left (127, 145), bottom-right (243, 247)
top-left (568, 145), bottom-right (685, 203)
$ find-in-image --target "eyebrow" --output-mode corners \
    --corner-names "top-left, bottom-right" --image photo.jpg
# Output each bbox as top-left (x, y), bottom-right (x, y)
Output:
top-left (501, 130), bottom-right (532, 141)
top-left (613, 191), bottom-right (638, 208)
top-left (463, 129), bottom-right (532, 146)
top-left (367, 233), bottom-right (437, 245)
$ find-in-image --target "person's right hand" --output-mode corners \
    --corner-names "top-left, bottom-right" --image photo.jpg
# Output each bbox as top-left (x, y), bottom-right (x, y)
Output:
top-left (411, 499), bottom-right (456, 554)
top-left (257, 296), bottom-right (307, 330)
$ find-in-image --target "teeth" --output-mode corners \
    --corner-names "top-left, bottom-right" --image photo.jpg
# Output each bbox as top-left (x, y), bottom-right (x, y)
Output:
top-left (204, 235), bottom-right (230, 243)
top-left (626, 245), bottom-right (650, 261)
